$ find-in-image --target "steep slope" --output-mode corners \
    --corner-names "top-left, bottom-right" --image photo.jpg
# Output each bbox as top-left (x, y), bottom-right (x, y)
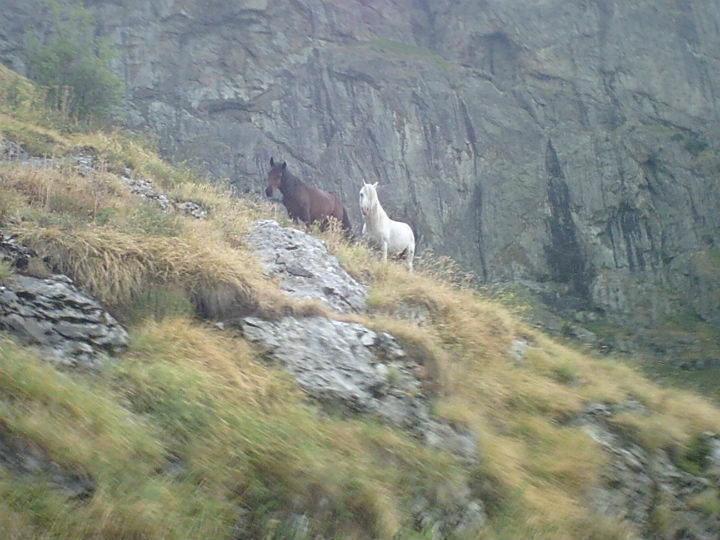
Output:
top-left (2, 0), bottom-right (719, 362)
top-left (2, 64), bottom-right (720, 540)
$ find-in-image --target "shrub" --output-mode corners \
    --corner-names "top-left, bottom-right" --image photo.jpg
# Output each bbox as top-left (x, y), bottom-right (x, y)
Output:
top-left (22, 0), bottom-right (123, 120)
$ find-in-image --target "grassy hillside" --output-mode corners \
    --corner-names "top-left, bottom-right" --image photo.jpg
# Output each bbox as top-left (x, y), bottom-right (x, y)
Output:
top-left (2, 64), bottom-right (720, 539)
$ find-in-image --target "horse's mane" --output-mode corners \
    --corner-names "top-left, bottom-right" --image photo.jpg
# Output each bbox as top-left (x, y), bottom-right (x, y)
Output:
top-left (282, 167), bottom-right (305, 190)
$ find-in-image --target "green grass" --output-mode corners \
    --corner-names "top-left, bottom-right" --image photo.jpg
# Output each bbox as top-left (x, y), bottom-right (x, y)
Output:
top-left (687, 489), bottom-right (720, 517)
top-left (550, 363), bottom-right (579, 385)
top-left (127, 285), bottom-right (195, 324)
top-left (0, 119), bottom-right (62, 157)
top-left (676, 433), bottom-right (713, 476)
top-left (1, 321), bottom-right (469, 540)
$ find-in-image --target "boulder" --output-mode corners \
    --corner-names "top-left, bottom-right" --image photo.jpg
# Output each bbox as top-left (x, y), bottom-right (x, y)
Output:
top-left (241, 315), bottom-right (477, 462)
top-left (242, 315), bottom-right (418, 424)
top-left (0, 272), bottom-right (128, 369)
top-left (246, 220), bottom-right (367, 313)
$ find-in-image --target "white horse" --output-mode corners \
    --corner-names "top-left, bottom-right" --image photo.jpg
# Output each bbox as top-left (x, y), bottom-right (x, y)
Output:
top-left (359, 182), bottom-right (415, 271)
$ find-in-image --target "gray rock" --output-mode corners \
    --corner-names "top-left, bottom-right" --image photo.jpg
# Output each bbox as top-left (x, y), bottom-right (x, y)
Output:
top-left (0, 136), bottom-right (27, 161)
top-left (411, 491), bottom-right (487, 540)
top-left (452, 500), bottom-right (487, 539)
top-left (246, 220), bottom-right (367, 313)
top-left (119, 174), bottom-right (209, 219)
top-left (242, 315), bottom-right (413, 418)
top-left (0, 425), bottom-right (95, 500)
top-left (0, 273), bottom-right (128, 369)
top-left (241, 315), bottom-right (477, 462)
top-left (0, 230), bottom-right (36, 271)
top-left (278, 513), bottom-right (310, 540)
top-left (508, 337), bottom-right (529, 362)
top-left (563, 324), bottom-right (598, 346)
top-left (422, 420), bottom-right (478, 464)
top-left (696, 432), bottom-right (720, 480)
top-left (574, 402), bottom-right (720, 540)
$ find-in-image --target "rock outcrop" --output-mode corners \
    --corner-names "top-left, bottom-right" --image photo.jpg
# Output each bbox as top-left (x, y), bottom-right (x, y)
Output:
top-left (575, 402), bottom-right (720, 540)
top-left (242, 315), bottom-right (477, 461)
top-left (241, 219), bottom-right (483, 535)
top-left (243, 220), bottom-right (476, 461)
top-left (0, 231), bottom-right (128, 369)
top-left (246, 219), bottom-right (366, 313)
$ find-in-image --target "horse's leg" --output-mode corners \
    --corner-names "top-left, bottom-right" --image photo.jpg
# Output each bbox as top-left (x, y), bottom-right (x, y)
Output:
top-left (382, 240), bottom-right (388, 263)
top-left (286, 203), bottom-right (300, 226)
top-left (301, 206), bottom-right (312, 230)
top-left (406, 245), bottom-right (414, 272)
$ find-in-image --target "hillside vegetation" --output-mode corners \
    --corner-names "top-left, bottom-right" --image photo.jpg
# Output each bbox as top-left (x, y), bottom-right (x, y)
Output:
top-left (1, 64), bottom-right (720, 539)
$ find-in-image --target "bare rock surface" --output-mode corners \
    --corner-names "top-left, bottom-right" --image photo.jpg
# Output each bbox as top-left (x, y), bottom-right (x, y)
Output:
top-left (1, 231), bottom-right (128, 369)
top-left (574, 402), bottom-right (720, 540)
top-left (0, 273), bottom-right (128, 368)
top-left (0, 425), bottom-right (95, 500)
top-left (246, 219), bottom-right (366, 313)
top-left (243, 221), bottom-right (476, 458)
top-left (241, 315), bottom-right (477, 462)
top-left (240, 307), bottom-right (484, 536)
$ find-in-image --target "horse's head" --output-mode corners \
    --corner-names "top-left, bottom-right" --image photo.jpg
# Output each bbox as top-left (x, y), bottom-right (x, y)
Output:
top-left (266, 157), bottom-right (286, 197)
top-left (359, 181), bottom-right (379, 217)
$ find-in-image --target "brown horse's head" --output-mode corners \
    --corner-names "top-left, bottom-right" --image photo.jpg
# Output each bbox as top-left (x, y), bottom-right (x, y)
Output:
top-left (266, 157), bottom-right (286, 197)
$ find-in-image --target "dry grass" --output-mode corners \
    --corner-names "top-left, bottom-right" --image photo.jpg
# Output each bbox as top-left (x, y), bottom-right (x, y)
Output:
top-left (14, 223), bottom-right (270, 319)
top-left (1, 162), bottom-right (125, 223)
top-left (0, 119), bottom-right (306, 324)
top-left (315, 223), bottom-right (720, 538)
top-left (125, 318), bottom-right (278, 407)
top-left (1, 320), bottom-right (468, 540)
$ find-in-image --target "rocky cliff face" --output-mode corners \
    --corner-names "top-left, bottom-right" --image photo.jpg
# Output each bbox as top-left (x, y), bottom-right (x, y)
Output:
top-left (2, 0), bottom-right (719, 349)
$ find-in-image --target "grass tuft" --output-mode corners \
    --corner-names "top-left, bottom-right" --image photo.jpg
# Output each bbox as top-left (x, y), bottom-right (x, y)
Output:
top-left (14, 224), bottom-right (265, 320)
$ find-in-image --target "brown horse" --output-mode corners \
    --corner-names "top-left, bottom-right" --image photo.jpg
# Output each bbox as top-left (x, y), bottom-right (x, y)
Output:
top-left (265, 158), bottom-right (352, 233)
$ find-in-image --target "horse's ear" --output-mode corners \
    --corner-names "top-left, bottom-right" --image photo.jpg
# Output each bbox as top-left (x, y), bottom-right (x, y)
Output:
top-left (282, 161), bottom-right (287, 170)
top-left (270, 157), bottom-right (274, 166)
top-left (372, 182), bottom-right (379, 188)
